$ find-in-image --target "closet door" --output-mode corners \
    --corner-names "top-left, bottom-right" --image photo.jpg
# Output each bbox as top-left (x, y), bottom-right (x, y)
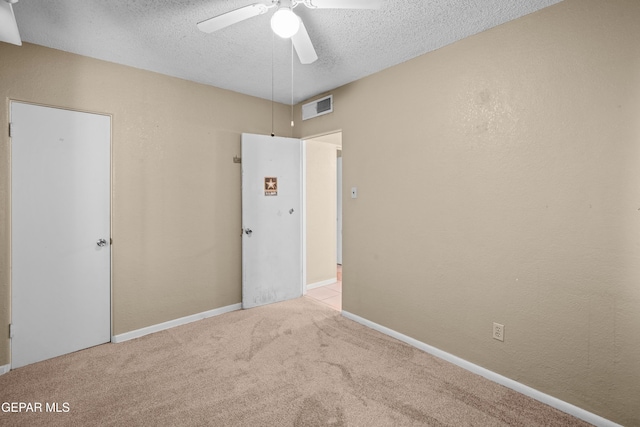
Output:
top-left (11, 102), bottom-right (111, 369)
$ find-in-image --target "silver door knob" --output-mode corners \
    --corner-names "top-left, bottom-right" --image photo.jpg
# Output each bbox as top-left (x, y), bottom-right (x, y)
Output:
top-left (244, 228), bottom-right (252, 236)
top-left (97, 239), bottom-right (107, 247)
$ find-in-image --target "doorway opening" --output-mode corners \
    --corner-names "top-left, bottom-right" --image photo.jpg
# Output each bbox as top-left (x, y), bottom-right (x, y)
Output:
top-left (306, 265), bottom-right (342, 310)
top-left (303, 131), bottom-right (342, 311)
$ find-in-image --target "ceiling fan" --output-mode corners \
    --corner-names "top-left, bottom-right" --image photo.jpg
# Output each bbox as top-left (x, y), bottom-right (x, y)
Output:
top-left (197, 0), bottom-right (383, 65)
top-left (0, 0), bottom-right (21, 46)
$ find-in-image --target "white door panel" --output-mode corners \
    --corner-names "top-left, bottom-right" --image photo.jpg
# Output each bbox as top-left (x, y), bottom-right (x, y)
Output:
top-left (242, 133), bottom-right (302, 309)
top-left (11, 102), bottom-right (111, 369)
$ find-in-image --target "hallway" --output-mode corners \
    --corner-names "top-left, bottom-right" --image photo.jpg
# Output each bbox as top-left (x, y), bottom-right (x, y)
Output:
top-left (304, 265), bottom-right (342, 311)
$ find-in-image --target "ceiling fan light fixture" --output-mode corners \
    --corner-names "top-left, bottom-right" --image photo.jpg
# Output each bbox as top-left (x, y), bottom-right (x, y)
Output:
top-left (270, 7), bottom-right (300, 38)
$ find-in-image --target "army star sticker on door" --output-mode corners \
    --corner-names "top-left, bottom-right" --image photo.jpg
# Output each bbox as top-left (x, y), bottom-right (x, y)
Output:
top-left (264, 177), bottom-right (278, 196)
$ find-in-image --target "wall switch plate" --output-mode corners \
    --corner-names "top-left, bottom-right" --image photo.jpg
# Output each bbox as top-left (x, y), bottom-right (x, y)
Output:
top-left (351, 187), bottom-right (358, 199)
top-left (493, 322), bottom-right (504, 342)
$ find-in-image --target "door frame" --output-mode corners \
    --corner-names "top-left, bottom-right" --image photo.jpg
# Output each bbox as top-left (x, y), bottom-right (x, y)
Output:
top-left (337, 152), bottom-right (342, 265)
top-left (301, 139), bottom-right (307, 295)
top-left (9, 99), bottom-right (114, 369)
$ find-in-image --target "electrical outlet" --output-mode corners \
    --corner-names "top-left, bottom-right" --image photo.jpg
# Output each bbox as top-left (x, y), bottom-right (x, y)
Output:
top-left (493, 322), bottom-right (504, 342)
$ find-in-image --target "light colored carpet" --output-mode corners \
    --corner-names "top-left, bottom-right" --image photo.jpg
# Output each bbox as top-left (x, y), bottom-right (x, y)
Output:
top-left (0, 297), bottom-right (590, 426)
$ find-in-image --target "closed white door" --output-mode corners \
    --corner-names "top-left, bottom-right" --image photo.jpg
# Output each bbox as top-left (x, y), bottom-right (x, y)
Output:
top-left (241, 133), bottom-right (303, 309)
top-left (11, 102), bottom-right (111, 369)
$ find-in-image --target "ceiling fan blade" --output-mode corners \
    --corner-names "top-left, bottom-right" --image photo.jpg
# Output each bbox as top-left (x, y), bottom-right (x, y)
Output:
top-left (197, 3), bottom-right (269, 33)
top-left (304, 0), bottom-right (383, 9)
top-left (0, 0), bottom-right (22, 46)
top-left (291, 20), bottom-right (318, 64)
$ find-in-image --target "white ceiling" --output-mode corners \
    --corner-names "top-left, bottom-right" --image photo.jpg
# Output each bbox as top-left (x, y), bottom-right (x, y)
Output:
top-left (12, 0), bottom-right (563, 104)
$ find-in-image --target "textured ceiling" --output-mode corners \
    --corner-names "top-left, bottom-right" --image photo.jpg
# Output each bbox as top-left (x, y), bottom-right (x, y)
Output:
top-left (11, 0), bottom-right (563, 104)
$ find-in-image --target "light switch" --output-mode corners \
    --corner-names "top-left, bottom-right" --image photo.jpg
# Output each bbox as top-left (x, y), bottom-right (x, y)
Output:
top-left (351, 187), bottom-right (358, 199)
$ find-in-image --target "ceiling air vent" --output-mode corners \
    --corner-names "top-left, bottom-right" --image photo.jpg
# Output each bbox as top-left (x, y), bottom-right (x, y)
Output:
top-left (302, 95), bottom-right (333, 120)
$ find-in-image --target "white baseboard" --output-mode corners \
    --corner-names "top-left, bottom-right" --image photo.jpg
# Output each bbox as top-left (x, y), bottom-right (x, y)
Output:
top-left (306, 277), bottom-right (337, 291)
top-left (112, 303), bottom-right (242, 343)
top-left (0, 364), bottom-right (10, 375)
top-left (341, 311), bottom-right (620, 427)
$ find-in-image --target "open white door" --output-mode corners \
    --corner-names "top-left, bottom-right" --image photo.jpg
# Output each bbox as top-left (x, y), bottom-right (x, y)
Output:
top-left (242, 133), bottom-right (303, 309)
top-left (11, 102), bottom-right (111, 369)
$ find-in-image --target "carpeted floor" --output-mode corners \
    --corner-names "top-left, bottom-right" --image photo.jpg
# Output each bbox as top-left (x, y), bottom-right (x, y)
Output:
top-left (0, 297), bottom-right (590, 426)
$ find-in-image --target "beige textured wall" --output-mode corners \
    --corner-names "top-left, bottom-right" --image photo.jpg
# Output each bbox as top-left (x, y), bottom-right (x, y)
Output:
top-left (0, 43), bottom-right (292, 365)
top-left (296, 0), bottom-right (640, 424)
top-left (305, 139), bottom-right (337, 286)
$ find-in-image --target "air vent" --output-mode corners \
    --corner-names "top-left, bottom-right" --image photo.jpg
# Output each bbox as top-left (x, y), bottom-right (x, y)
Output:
top-left (302, 95), bottom-right (333, 120)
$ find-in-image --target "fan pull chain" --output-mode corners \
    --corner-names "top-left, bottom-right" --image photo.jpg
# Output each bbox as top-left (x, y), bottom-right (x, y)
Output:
top-left (271, 31), bottom-right (275, 137)
top-left (291, 40), bottom-right (294, 128)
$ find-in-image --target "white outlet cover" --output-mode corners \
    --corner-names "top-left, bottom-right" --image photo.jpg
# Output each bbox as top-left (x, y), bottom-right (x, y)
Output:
top-left (493, 322), bottom-right (504, 342)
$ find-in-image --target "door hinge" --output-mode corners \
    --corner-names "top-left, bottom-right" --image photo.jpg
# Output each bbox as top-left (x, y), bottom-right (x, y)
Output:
top-left (9, 324), bottom-right (13, 339)
top-left (8, 123), bottom-right (13, 138)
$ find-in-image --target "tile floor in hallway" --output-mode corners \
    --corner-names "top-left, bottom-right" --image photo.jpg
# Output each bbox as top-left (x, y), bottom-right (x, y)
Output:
top-left (305, 265), bottom-right (342, 311)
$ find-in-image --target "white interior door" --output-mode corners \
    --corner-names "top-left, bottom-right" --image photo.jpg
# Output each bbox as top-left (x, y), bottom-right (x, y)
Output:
top-left (242, 133), bottom-right (303, 309)
top-left (11, 102), bottom-right (111, 369)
